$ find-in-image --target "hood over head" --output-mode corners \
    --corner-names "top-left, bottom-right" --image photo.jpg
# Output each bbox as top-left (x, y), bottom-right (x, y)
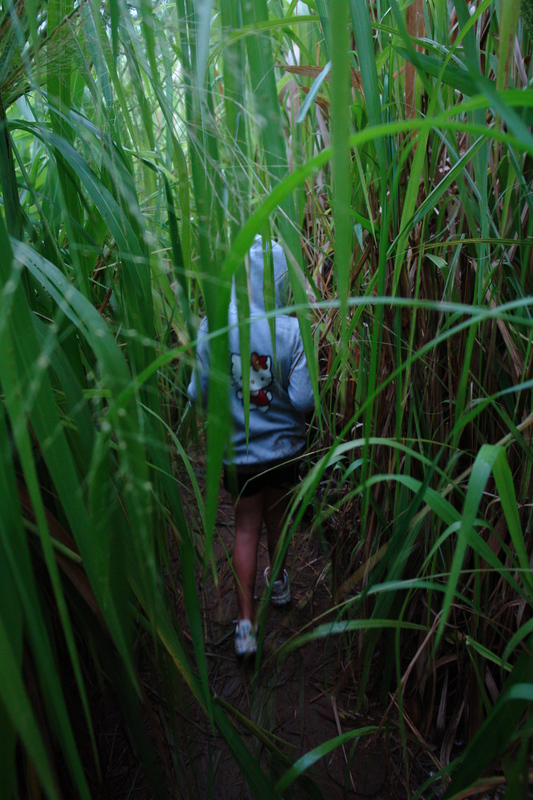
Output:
top-left (231, 235), bottom-right (291, 313)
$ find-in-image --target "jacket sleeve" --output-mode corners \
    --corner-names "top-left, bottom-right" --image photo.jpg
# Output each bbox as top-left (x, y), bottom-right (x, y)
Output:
top-left (187, 317), bottom-right (210, 409)
top-left (287, 330), bottom-right (315, 413)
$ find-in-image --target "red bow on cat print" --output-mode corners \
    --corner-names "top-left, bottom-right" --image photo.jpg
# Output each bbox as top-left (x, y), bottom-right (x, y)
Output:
top-left (250, 352), bottom-right (268, 371)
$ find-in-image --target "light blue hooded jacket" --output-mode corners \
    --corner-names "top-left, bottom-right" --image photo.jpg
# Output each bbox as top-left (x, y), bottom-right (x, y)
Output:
top-left (187, 236), bottom-right (314, 469)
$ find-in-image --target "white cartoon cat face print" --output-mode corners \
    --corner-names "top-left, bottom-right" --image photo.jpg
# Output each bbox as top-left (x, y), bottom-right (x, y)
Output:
top-left (231, 352), bottom-right (273, 413)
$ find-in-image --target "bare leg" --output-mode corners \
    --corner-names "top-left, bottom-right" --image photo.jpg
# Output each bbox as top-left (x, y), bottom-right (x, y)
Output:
top-left (233, 492), bottom-right (264, 622)
top-left (263, 486), bottom-right (291, 575)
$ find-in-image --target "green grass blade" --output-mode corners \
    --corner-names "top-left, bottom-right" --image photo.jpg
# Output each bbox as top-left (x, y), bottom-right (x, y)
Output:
top-left (435, 444), bottom-right (506, 650)
top-left (491, 448), bottom-right (533, 595)
top-left (274, 726), bottom-right (378, 794)
top-left (0, 615), bottom-right (60, 800)
top-left (442, 638), bottom-right (533, 799)
top-left (496, 0), bottom-right (521, 91)
top-left (330, 0), bottom-right (351, 377)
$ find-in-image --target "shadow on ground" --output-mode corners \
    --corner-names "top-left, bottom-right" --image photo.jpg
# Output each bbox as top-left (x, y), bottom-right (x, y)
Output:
top-left (170, 483), bottom-right (403, 800)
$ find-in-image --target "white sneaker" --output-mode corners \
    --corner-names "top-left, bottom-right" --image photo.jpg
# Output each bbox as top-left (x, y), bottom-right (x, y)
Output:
top-left (235, 619), bottom-right (257, 657)
top-left (264, 567), bottom-right (291, 606)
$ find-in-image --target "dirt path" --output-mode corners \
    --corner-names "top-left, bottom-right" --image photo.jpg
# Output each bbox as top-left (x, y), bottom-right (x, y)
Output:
top-left (173, 483), bottom-right (401, 800)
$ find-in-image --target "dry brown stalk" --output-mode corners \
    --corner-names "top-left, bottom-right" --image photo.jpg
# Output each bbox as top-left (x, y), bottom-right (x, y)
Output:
top-left (280, 63), bottom-right (363, 93)
top-left (405, 0), bottom-right (425, 118)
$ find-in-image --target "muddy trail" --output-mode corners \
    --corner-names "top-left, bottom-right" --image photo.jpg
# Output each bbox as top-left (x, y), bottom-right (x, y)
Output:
top-left (92, 462), bottom-right (421, 799)
top-left (167, 472), bottom-right (410, 800)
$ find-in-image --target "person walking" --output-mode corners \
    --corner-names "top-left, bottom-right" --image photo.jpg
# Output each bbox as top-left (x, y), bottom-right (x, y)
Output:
top-left (188, 236), bottom-right (314, 657)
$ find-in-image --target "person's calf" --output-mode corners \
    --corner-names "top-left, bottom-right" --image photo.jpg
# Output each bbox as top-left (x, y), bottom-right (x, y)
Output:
top-left (233, 492), bottom-right (263, 622)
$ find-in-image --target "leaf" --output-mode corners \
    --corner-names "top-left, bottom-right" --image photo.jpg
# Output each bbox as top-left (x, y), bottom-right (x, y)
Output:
top-left (443, 639), bottom-right (533, 799)
top-left (0, 615), bottom-right (60, 800)
top-left (296, 61), bottom-right (331, 123)
top-left (394, 48), bottom-right (477, 97)
top-left (275, 726), bottom-right (378, 794)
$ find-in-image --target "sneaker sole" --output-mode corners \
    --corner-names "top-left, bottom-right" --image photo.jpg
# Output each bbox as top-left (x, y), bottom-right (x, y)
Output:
top-left (270, 592), bottom-right (291, 606)
top-left (265, 568), bottom-right (291, 606)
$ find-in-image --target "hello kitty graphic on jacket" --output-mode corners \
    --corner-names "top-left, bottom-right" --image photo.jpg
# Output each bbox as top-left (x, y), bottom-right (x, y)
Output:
top-left (231, 352), bottom-right (273, 413)
top-left (188, 235), bottom-right (314, 469)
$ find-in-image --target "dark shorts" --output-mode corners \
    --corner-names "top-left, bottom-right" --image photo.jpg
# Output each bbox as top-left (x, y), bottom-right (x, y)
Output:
top-left (223, 453), bottom-right (303, 498)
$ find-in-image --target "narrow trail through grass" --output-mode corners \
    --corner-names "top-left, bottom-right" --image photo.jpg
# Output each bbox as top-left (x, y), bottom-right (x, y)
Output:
top-left (169, 447), bottom-right (416, 799)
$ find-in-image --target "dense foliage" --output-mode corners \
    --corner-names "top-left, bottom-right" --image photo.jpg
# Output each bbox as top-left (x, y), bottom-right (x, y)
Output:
top-left (0, 0), bottom-right (532, 797)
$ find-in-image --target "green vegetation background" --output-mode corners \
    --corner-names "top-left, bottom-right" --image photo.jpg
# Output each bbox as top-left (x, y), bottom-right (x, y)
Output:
top-left (0, 0), bottom-right (532, 797)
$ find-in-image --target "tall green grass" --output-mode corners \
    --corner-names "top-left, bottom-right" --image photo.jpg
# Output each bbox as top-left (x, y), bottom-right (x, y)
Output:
top-left (1, 0), bottom-right (532, 796)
